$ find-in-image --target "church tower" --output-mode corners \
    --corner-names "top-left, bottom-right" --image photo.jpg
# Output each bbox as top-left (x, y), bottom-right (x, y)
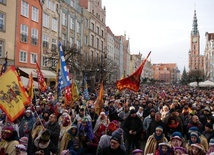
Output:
top-left (189, 10), bottom-right (204, 72)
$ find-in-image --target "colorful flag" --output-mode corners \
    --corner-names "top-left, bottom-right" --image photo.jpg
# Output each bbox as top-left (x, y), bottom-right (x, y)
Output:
top-left (27, 72), bottom-right (34, 100)
top-left (65, 85), bottom-right (71, 104)
top-left (0, 66), bottom-right (30, 121)
top-left (0, 51), bottom-right (8, 75)
top-left (58, 42), bottom-right (70, 89)
top-left (116, 51), bottom-right (151, 92)
top-left (83, 75), bottom-right (90, 101)
top-left (71, 80), bottom-right (79, 105)
top-left (36, 61), bottom-right (47, 92)
top-left (95, 81), bottom-right (104, 115)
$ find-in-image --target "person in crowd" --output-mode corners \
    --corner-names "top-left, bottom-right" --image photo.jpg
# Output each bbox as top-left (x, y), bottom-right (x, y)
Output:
top-left (189, 143), bottom-right (206, 155)
top-left (155, 142), bottom-right (173, 155)
top-left (165, 115), bottom-right (183, 140)
top-left (15, 144), bottom-right (27, 155)
top-left (19, 109), bottom-right (36, 138)
top-left (160, 105), bottom-right (170, 121)
top-left (188, 126), bottom-right (209, 152)
top-left (0, 126), bottom-right (19, 155)
top-left (203, 122), bottom-right (214, 142)
top-left (108, 100), bottom-right (119, 122)
top-left (97, 122), bottom-right (119, 154)
top-left (31, 130), bottom-right (58, 155)
top-left (88, 105), bottom-right (98, 129)
top-left (173, 146), bottom-right (188, 155)
top-left (187, 132), bottom-right (201, 152)
top-left (132, 149), bottom-right (143, 155)
top-left (123, 109), bottom-right (143, 154)
top-left (144, 126), bottom-right (168, 155)
top-left (207, 138), bottom-right (214, 155)
top-left (136, 106), bottom-right (144, 121)
top-left (187, 115), bottom-right (203, 134)
top-left (69, 139), bottom-right (84, 155)
top-left (75, 107), bottom-right (92, 125)
top-left (199, 107), bottom-right (214, 131)
top-left (45, 113), bottom-right (60, 148)
top-left (169, 131), bottom-right (186, 149)
top-left (93, 112), bottom-right (110, 139)
top-left (147, 112), bottom-right (166, 137)
top-left (143, 108), bottom-right (156, 138)
top-left (97, 128), bottom-right (127, 155)
top-left (60, 124), bottom-right (78, 153)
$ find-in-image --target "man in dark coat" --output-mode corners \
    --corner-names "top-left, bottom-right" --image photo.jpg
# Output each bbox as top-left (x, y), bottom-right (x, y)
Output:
top-left (45, 113), bottom-right (60, 148)
top-left (122, 109), bottom-right (143, 154)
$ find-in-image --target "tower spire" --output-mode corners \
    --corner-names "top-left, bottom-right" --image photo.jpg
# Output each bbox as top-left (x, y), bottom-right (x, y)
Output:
top-left (191, 10), bottom-right (199, 35)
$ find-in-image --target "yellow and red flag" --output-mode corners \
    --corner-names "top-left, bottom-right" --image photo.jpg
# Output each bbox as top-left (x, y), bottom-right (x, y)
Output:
top-left (0, 66), bottom-right (30, 121)
top-left (27, 72), bottom-right (34, 100)
top-left (95, 81), bottom-right (104, 115)
top-left (116, 51), bottom-right (151, 92)
top-left (36, 61), bottom-right (47, 92)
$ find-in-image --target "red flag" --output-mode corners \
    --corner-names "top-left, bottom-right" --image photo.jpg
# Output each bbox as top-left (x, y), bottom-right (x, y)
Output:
top-left (36, 61), bottom-right (47, 92)
top-left (116, 51), bottom-right (151, 92)
top-left (65, 85), bottom-right (71, 104)
top-left (95, 81), bottom-right (104, 115)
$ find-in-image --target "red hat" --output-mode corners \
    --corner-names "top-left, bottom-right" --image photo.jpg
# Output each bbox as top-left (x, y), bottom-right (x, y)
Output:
top-left (107, 122), bottom-right (118, 133)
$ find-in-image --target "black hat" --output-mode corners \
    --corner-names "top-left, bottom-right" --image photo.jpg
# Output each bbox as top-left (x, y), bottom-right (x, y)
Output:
top-left (130, 109), bottom-right (136, 114)
top-left (205, 122), bottom-right (213, 129)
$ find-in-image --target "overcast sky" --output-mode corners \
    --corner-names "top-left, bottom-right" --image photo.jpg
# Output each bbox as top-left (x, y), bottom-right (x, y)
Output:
top-left (102, 0), bottom-right (214, 72)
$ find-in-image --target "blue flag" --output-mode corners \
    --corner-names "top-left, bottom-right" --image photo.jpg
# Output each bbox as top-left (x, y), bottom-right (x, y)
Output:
top-left (83, 75), bottom-right (90, 100)
top-left (58, 42), bottom-right (70, 90)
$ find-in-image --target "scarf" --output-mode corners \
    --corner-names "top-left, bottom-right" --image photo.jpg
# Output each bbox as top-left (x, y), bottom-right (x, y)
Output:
top-left (168, 122), bottom-right (179, 128)
top-left (154, 133), bottom-right (164, 141)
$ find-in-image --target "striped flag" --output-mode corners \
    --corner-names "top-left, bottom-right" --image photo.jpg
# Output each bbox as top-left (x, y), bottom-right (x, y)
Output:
top-left (58, 42), bottom-right (70, 89)
top-left (36, 61), bottom-right (47, 92)
top-left (83, 75), bottom-right (90, 101)
top-left (0, 51), bottom-right (8, 75)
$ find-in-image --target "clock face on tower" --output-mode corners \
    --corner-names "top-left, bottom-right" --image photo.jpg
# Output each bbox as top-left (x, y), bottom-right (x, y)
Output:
top-left (193, 37), bottom-right (197, 43)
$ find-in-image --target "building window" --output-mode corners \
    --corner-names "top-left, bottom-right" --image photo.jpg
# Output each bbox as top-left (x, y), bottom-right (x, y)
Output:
top-left (69, 37), bottom-right (73, 48)
top-left (91, 50), bottom-right (93, 61)
top-left (76, 40), bottom-right (80, 48)
top-left (70, 0), bottom-right (74, 6)
top-left (101, 40), bottom-right (103, 51)
top-left (62, 33), bottom-right (66, 46)
top-left (31, 28), bottom-right (38, 45)
top-left (51, 38), bottom-right (57, 50)
top-left (0, 0), bottom-right (6, 5)
top-left (47, 0), bottom-right (56, 11)
top-left (43, 13), bottom-right (49, 28)
top-left (0, 12), bottom-right (5, 31)
top-left (91, 23), bottom-right (94, 31)
top-left (101, 30), bottom-right (104, 37)
top-left (85, 19), bottom-right (88, 28)
top-left (91, 35), bottom-right (94, 47)
top-left (30, 53), bottom-right (37, 64)
top-left (42, 56), bottom-right (48, 67)
top-left (97, 26), bottom-right (99, 35)
top-left (32, 6), bottom-right (38, 22)
top-left (84, 35), bottom-right (88, 45)
top-left (43, 34), bottom-right (49, 48)
top-left (62, 12), bottom-right (67, 26)
top-left (96, 38), bottom-right (99, 49)
top-left (77, 21), bottom-right (80, 33)
top-left (20, 24), bottom-right (28, 43)
top-left (52, 18), bottom-right (57, 32)
top-left (0, 40), bottom-right (4, 57)
top-left (21, 0), bottom-right (29, 17)
top-left (20, 50), bottom-right (27, 62)
top-left (70, 17), bottom-right (74, 30)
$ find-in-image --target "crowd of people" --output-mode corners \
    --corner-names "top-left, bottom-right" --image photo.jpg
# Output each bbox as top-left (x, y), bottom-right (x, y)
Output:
top-left (0, 84), bottom-right (214, 155)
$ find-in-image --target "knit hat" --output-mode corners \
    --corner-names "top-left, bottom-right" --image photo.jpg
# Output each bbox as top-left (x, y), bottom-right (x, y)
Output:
top-left (155, 126), bottom-right (163, 132)
top-left (205, 122), bottom-right (213, 129)
top-left (130, 109), bottom-right (136, 114)
top-left (150, 108), bottom-right (156, 113)
top-left (1, 126), bottom-right (15, 139)
top-left (204, 107), bottom-right (211, 112)
top-left (132, 149), bottom-right (143, 155)
top-left (173, 147), bottom-right (187, 154)
top-left (15, 144), bottom-right (27, 151)
top-left (107, 122), bottom-right (118, 133)
top-left (61, 149), bottom-right (70, 155)
top-left (191, 143), bottom-right (205, 151)
top-left (71, 124), bottom-right (77, 129)
top-left (190, 132), bottom-right (198, 138)
top-left (19, 136), bottom-right (28, 147)
top-left (188, 126), bottom-right (199, 134)
top-left (171, 131), bottom-right (182, 140)
top-left (159, 142), bottom-right (171, 148)
top-left (209, 138), bottom-right (214, 146)
top-left (111, 128), bottom-right (123, 144)
top-left (40, 130), bottom-right (51, 142)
